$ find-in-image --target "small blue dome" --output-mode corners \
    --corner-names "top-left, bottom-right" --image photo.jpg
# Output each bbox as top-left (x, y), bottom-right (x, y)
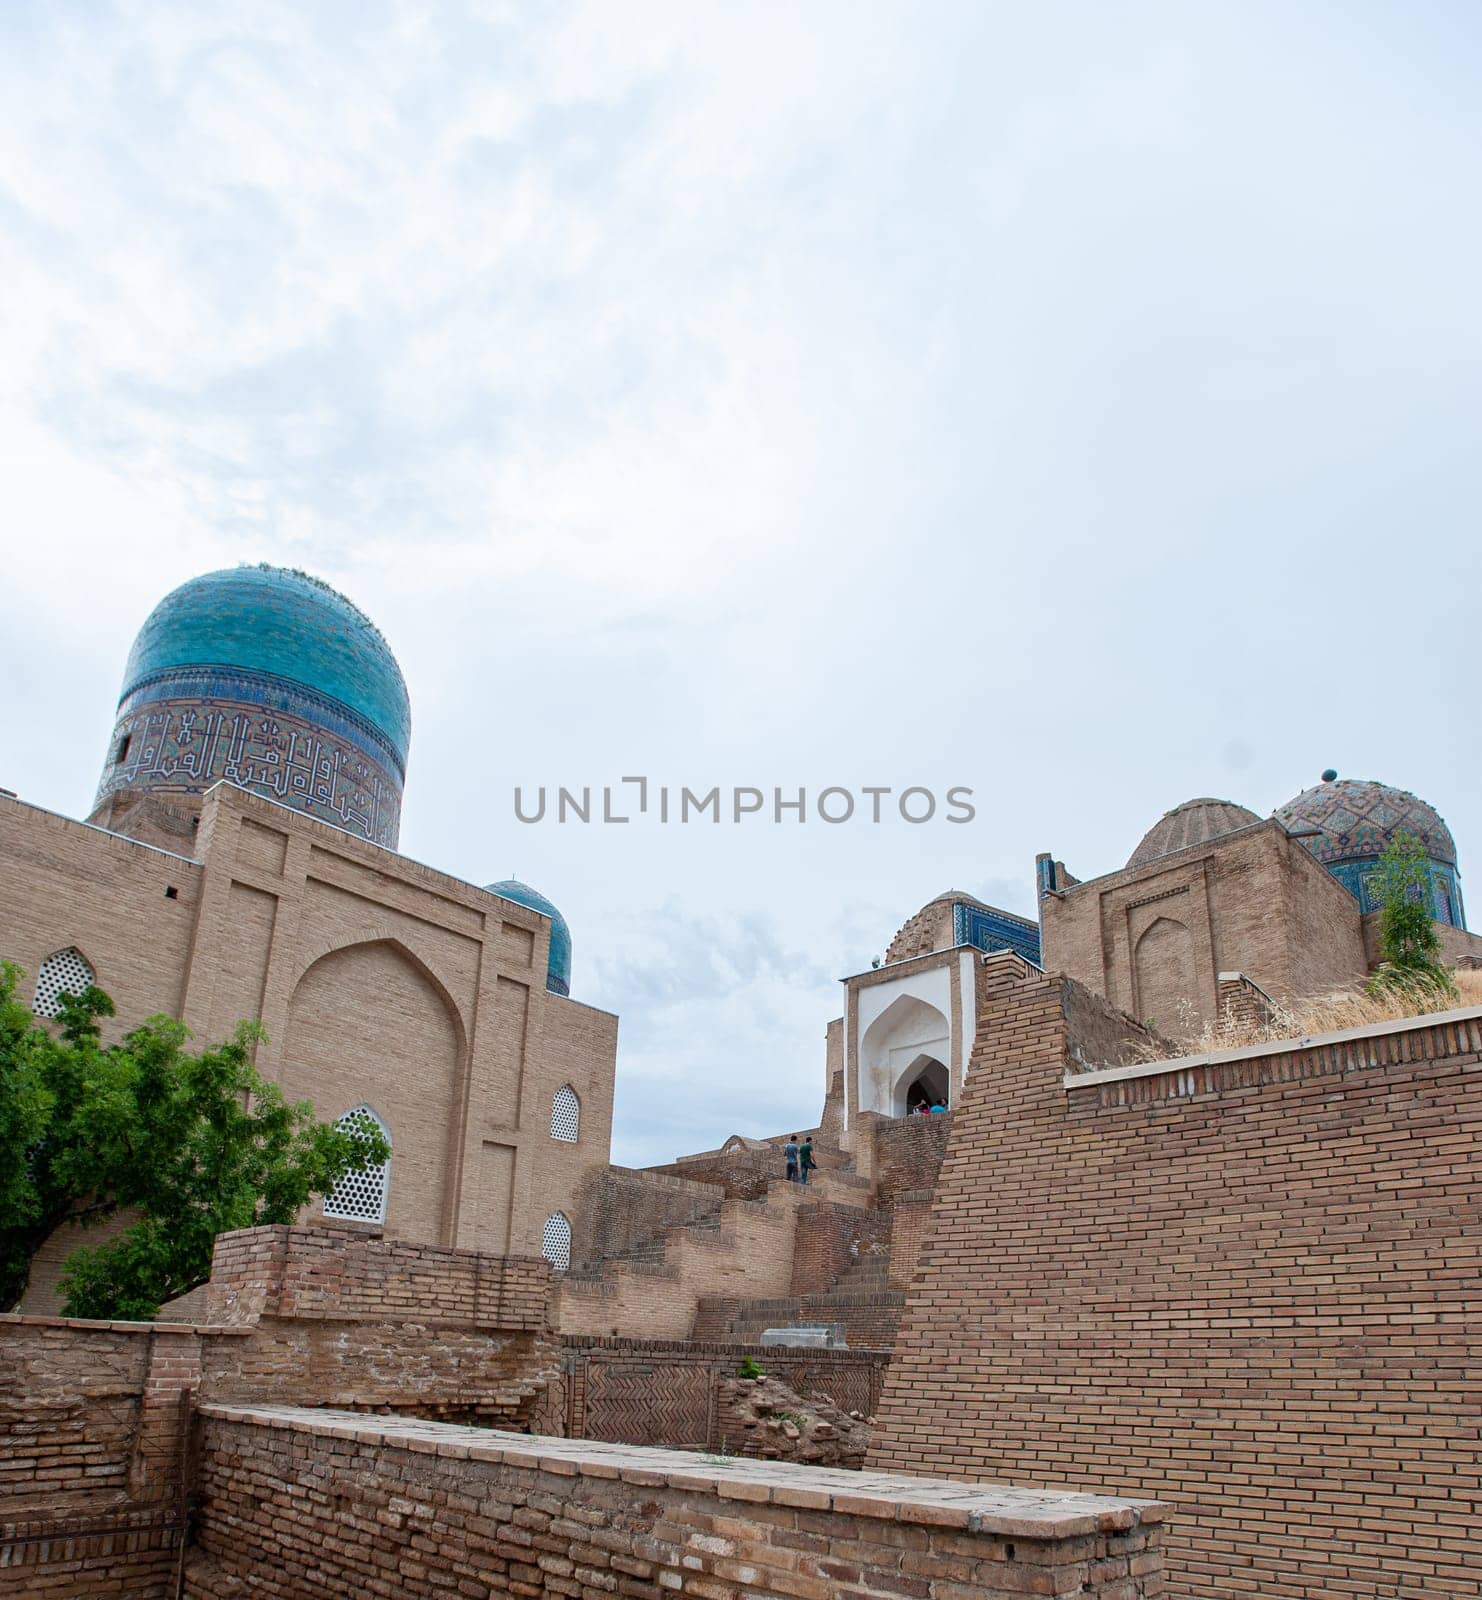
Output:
top-left (485, 879), bottom-right (572, 996)
top-left (121, 565), bottom-right (410, 770)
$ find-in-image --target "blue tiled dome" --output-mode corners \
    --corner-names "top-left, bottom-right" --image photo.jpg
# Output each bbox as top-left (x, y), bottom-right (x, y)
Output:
top-left (95, 564), bottom-right (410, 848)
top-left (1275, 775), bottom-right (1465, 928)
top-left (122, 565), bottom-right (410, 769)
top-left (485, 880), bottom-right (572, 996)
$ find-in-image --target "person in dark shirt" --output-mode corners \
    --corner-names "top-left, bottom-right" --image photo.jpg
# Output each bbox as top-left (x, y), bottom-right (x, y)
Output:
top-left (799, 1137), bottom-right (816, 1185)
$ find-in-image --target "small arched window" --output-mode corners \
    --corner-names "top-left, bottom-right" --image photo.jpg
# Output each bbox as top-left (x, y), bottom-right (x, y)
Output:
top-left (322, 1105), bottom-right (391, 1224)
top-left (33, 948), bottom-right (96, 1019)
top-left (551, 1084), bottom-right (580, 1142)
top-left (541, 1212), bottom-right (572, 1272)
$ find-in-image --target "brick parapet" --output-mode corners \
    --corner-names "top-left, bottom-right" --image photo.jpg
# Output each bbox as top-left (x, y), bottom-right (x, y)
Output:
top-left (187, 1404), bottom-right (1167, 1598)
top-left (205, 1223), bottom-right (555, 1330)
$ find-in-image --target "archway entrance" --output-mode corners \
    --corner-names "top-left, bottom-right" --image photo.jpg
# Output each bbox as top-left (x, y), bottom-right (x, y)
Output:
top-left (899, 1054), bottom-right (948, 1116)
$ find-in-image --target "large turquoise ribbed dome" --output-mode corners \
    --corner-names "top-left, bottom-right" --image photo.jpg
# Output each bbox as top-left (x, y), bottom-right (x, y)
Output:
top-left (93, 564), bottom-right (410, 848)
top-left (485, 880), bottom-right (572, 996)
top-left (122, 565), bottom-right (410, 766)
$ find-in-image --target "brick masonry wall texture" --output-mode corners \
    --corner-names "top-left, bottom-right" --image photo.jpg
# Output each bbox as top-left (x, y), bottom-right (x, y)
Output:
top-left (547, 1335), bottom-right (890, 1451)
top-left (569, 1167), bottom-right (726, 1270)
top-left (1, 1226), bottom-right (562, 1595)
top-left (870, 952), bottom-right (1482, 1599)
top-left (0, 1316), bottom-right (222, 1598)
top-left (202, 1226), bottom-right (560, 1425)
top-left (185, 1405), bottom-right (1168, 1599)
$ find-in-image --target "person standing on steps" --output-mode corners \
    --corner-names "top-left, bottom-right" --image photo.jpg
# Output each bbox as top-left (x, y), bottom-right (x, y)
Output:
top-left (784, 1135), bottom-right (800, 1182)
top-left (799, 1136), bottom-right (816, 1186)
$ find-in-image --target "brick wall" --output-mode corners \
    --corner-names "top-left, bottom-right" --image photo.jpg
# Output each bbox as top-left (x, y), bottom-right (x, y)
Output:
top-left (872, 952), bottom-right (1482, 1598)
top-left (206, 1223), bottom-right (553, 1329)
top-left (690, 1291), bottom-right (905, 1350)
top-left (850, 1110), bottom-right (952, 1199)
top-left (1213, 970), bottom-right (1276, 1035)
top-left (568, 1166), bottom-right (725, 1269)
top-left (186, 1404), bottom-right (1167, 1598)
top-left (0, 1316), bottom-right (221, 1597)
top-left (788, 1198), bottom-right (891, 1293)
top-left (1, 1227), bottom-right (565, 1593)
top-left (548, 1335), bottom-right (890, 1451)
top-left (201, 1226), bottom-right (558, 1425)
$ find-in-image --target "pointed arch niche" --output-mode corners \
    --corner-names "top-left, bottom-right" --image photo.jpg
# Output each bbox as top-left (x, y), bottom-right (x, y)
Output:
top-left (283, 939), bottom-right (464, 1241)
top-left (858, 991), bottom-right (952, 1118)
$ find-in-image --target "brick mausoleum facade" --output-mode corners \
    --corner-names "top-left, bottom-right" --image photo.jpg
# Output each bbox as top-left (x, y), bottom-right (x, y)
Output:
top-left (4, 560), bottom-right (1479, 1595)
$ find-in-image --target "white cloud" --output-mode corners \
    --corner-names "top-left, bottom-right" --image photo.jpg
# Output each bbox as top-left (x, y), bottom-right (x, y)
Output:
top-left (1, 0), bottom-right (1479, 1163)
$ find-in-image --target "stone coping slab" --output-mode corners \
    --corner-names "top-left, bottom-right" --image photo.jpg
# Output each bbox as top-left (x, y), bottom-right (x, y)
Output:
top-left (1065, 1000), bottom-right (1482, 1088)
top-left (0, 1312), bottom-right (250, 1336)
top-left (200, 1403), bottom-right (1169, 1539)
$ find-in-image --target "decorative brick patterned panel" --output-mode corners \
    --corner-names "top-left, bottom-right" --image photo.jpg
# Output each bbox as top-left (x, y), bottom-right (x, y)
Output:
top-left (551, 1336), bottom-right (890, 1452)
top-left (583, 1355), bottom-right (713, 1446)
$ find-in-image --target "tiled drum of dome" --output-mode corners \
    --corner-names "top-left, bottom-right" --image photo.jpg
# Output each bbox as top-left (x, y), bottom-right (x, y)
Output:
top-left (952, 903), bottom-right (1042, 965)
top-left (94, 567), bottom-right (410, 848)
top-left (1276, 779), bottom-right (1465, 928)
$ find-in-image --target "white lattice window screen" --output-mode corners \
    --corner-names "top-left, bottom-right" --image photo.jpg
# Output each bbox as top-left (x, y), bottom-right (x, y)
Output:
top-left (541, 1212), bottom-right (572, 1272)
top-left (551, 1084), bottom-right (580, 1142)
top-left (323, 1106), bottom-right (391, 1223)
top-left (33, 948), bottom-right (96, 1019)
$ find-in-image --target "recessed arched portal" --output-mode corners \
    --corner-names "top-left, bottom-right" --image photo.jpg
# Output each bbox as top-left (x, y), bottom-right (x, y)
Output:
top-left (858, 991), bottom-right (951, 1118)
top-left (899, 1053), bottom-right (949, 1116)
top-left (283, 938), bottom-right (463, 1243)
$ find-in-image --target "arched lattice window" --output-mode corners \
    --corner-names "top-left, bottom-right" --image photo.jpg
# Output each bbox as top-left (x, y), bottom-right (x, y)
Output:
top-left (33, 948), bottom-right (96, 1019)
top-left (322, 1106), bottom-right (391, 1224)
top-left (541, 1212), bottom-right (572, 1272)
top-left (551, 1084), bottom-right (580, 1142)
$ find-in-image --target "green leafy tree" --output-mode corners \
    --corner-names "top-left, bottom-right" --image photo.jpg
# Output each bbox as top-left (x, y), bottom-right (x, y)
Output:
top-left (0, 963), bottom-right (389, 1319)
top-left (1366, 832), bottom-right (1456, 1003)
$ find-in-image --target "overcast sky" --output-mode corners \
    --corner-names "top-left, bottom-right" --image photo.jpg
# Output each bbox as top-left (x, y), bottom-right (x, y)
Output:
top-left (2, 2), bottom-right (1479, 1165)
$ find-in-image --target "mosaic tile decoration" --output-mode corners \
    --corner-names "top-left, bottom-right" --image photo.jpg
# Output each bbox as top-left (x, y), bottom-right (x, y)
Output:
top-left (1275, 777), bottom-right (1465, 928)
top-left (953, 902), bottom-right (1042, 966)
top-left (95, 694), bottom-right (401, 847)
top-left (121, 566), bottom-right (410, 761)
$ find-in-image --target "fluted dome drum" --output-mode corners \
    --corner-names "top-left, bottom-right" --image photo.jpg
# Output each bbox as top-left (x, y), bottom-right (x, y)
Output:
top-left (93, 565), bottom-right (410, 846)
top-left (485, 879), bottom-right (572, 996)
top-left (1127, 798), bottom-right (1260, 868)
top-left (1275, 776), bottom-right (1465, 928)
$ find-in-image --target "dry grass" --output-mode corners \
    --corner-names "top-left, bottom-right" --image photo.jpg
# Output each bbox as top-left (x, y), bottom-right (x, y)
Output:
top-left (1132, 967), bottom-right (1482, 1062)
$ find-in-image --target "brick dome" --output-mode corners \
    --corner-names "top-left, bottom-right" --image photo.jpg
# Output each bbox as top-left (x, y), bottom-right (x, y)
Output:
top-left (1127, 798), bottom-right (1260, 868)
